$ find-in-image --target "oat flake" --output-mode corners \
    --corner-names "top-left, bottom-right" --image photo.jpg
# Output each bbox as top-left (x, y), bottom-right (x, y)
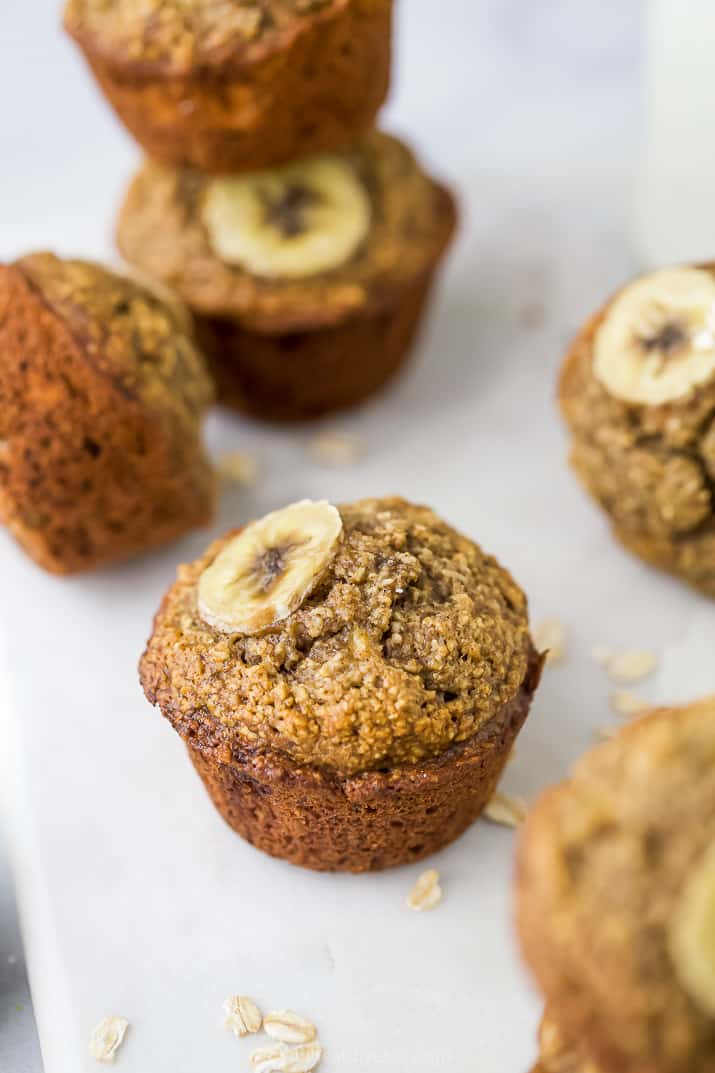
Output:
top-left (263, 1010), bottom-right (317, 1044)
top-left (223, 994), bottom-right (262, 1037)
top-left (611, 690), bottom-right (649, 717)
top-left (406, 868), bottom-right (443, 911)
top-left (88, 1016), bottom-right (129, 1063)
top-left (250, 1042), bottom-right (323, 1073)
top-left (483, 791), bottom-right (527, 827)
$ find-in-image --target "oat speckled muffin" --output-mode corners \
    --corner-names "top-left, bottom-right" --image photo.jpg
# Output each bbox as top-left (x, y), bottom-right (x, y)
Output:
top-left (517, 696), bottom-right (715, 1073)
top-left (140, 497), bottom-right (541, 872)
top-left (63, 0), bottom-right (393, 174)
top-left (0, 252), bottom-right (215, 574)
top-left (560, 266), bottom-right (715, 598)
top-left (117, 130), bottom-right (457, 420)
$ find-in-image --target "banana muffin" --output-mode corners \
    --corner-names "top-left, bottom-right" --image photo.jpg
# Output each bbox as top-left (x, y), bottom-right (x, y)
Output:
top-left (517, 696), bottom-right (715, 1073)
top-left (0, 253), bottom-right (215, 574)
top-left (63, 0), bottom-right (393, 174)
top-left (140, 497), bottom-right (542, 872)
top-left (117, 131), bottom-right (458, 420)
top-left (560, 266), bottom-right (715, 598)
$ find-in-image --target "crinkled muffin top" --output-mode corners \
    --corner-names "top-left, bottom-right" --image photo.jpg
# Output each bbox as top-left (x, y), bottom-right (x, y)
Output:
top-left (140, 497), bottom-right (532, 776)
top-left (15, 253), bottom-right (213, 434)
top-left (64, 0), bottom-right (352, 72)
top-left (560, 275), bottom-right (715, 545)
top-left (116, 131), bottom-right (457, 332)
top-left (518, 697), bottom-right (715, 1073)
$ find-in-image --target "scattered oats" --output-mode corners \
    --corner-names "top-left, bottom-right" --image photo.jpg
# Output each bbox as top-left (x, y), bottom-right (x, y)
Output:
top-left (406, 868), bottom-right (442, 912)
top-left (483, 791), bottom-right (527, 828)
top-left (263, 1011), bottom-right (317, 1044)
top-left (533, 619), bottom-right (566, 664)
top-left (217, 450), bottom-right (259, 487)
top-left (88, 1016), bottom-right (129, 1063)
top-left (223, 994), bottom-right (263, 1037)
top-left (307, 430), bottom-right (362, 467)
top-left (250, 1042), bottom-right (323, 1073)
top-left (611, 690), bottom-right (649, 717)
top-left (606, 649), bottom-right (657, 683)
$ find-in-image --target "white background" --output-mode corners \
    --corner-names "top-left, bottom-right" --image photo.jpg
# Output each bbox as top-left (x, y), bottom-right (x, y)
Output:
top-left (3, 2), bottom-right (712, 1072)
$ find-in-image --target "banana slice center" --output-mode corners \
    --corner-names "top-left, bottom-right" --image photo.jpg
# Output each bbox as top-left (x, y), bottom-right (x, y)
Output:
top-left (197, 500), bottom-right (343, 635)
top-left (669, 839), bottom-right (715, 1016)
top-left (202, 155), bottom-right (372, 280)
top-left (593, 267), bottom-right (715, 405)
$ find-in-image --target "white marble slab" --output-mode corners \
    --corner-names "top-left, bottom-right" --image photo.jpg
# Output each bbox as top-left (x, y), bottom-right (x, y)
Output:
top-left (5, 3), bottom-right (713, 1072)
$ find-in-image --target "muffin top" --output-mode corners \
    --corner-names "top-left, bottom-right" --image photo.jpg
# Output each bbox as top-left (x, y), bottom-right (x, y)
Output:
top-left (117, 131), bottom-right (457, 331)
top-left (517, 697), bottom-right (715, 1073)
top-left (12, 253), bottom-right (213, 433)
top-left (140, 497), bottom-right (532, 777)
top-left (560, 266), bottom-right (715, 538)
top-left (64, 0), bottom-right (351, 72)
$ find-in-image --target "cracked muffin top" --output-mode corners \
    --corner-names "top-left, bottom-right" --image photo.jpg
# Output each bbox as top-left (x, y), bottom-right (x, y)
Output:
top-left (517, 697), bottom-right (715, 1073)
top-left (140, 497), bottom-right (532, 776)
top-left (116, 131), bottom-right (457, 332)
top-left (13, 253), bottom-right (213, 433)
top-left (63, 0), bottom-right (351, 72)
top-left (560, 266), bottom-right (715, 540)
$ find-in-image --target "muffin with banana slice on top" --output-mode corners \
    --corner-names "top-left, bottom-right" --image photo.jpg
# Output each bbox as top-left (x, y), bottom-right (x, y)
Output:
top-left (139, 496), bottom-right (542, 872)
top-left (517, 696), bottom-right (715, 1073)
top-left (117, 130), bottom-right (458, 420)
top-left (63, 0), bottom-right (393, 175)
top-left (560, 266), bottom-right (715, 597)
top-left (0, 252), bottom-right (215, 574)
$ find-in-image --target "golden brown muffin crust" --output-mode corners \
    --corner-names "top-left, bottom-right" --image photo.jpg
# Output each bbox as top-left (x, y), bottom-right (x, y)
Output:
top-left (560, 283), bottom-right (715, 597)
top-left (517, 699), bottom-right (715, 1073)
top-left (140, 497), bottom-right (532, 776)
top-left (16, 254), bottom-right (212, 428)
top-left (64, 0), bottom-right (362, 73)
top-left (0, 253), bottom-right (215, 573)
top-left (117, 131), bottom-right (457, 331)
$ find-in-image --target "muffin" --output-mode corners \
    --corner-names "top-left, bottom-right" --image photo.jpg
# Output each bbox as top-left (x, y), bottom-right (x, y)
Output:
top-left (0, 253), bottom-right (215, 574)
top-left (117, 131), bottom-right (458, 420)
top-left (63, 0), bottom-right (393, 175)
top-left (560, 266), bottom-right (715, 598)
top-left (517, 696), bottom-right (715, 1073)
top-left (140, 497), bottom-right (542, 872)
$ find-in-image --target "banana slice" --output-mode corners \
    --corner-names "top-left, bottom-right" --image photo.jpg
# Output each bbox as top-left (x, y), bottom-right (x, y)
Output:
top-left (593, 267), bottom-right (715, 405)
top-left (197, 500), bottom-right (343, 635)
top-left (669, 839), bottom-right (715, 1015)
top-left (202, 155), bottom-right (371, 280)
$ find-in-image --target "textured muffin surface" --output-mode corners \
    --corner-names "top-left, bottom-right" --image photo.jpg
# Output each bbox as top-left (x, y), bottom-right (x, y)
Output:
top-left (117, 131), bottom-right (457, 332)
top-left (560, 269), bottom-right (715, 597)
top-left (517, 698), bottom-right (715, 1073)
top-left (140, 497), bottom-right (531, 776)
top-left (65, 0), bottom-right (355, 70)
top-left (0, 252), bottom-right (215, 573)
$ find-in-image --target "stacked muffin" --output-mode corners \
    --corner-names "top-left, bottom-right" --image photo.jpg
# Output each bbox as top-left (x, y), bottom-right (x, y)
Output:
top-left (64, 0), bottom-right (457, 420)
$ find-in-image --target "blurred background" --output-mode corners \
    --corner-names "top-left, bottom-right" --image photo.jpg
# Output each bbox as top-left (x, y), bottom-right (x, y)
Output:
top-left (1, 0), bottom-right (700, 1067)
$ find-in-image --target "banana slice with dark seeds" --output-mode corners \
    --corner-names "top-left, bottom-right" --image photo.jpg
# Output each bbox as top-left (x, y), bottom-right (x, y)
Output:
top-left (202, 155), bottom-right (371, 280)
top-left (593, 267), bottom-right (715, 405)
top-left (198, 500), bottom-right (343, 635)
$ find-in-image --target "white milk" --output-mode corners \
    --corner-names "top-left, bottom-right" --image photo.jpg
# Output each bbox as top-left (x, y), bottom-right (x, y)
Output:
top-left (635, 0), bottom-right (715, 268)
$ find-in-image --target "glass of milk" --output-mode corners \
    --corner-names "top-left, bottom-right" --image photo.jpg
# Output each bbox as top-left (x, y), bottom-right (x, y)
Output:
top-left (635, 0), bottom-right (715, 268)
